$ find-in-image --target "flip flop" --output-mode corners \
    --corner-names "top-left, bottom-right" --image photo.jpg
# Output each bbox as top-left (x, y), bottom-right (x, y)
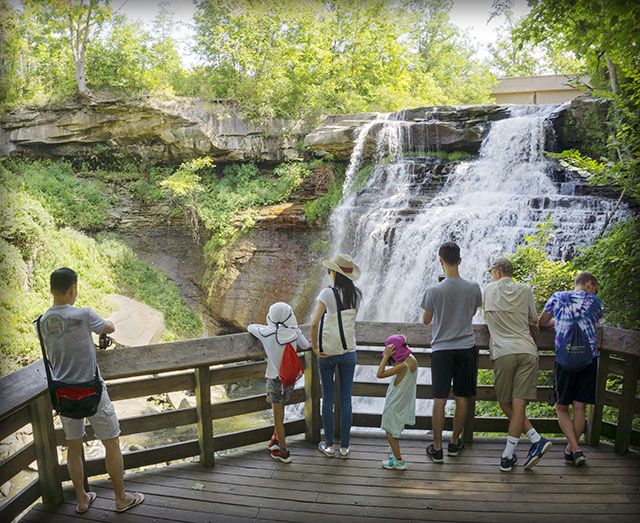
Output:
top-left (75, 491), bottom-right (97, 514)
top-left (115, 492), bottom-right (144, 513)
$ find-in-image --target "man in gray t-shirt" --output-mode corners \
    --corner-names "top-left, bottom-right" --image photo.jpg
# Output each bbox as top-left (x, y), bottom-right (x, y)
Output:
top-left (421, 242), bottom-right (481, 463)
top-left (39, 268), bottom-right (143, 514)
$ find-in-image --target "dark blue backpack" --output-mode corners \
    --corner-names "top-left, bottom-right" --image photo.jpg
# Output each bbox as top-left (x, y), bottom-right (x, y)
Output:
top-left (556, 297), bottom-right (593, 372)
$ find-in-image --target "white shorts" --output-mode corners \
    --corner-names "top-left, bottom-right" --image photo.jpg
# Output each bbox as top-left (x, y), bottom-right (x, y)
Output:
top-left (61, 386), bottom-right (121, 441)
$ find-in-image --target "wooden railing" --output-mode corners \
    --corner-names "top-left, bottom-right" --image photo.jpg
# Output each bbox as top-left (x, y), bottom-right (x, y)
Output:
top-left (0, 322), bottom-right (638, 521)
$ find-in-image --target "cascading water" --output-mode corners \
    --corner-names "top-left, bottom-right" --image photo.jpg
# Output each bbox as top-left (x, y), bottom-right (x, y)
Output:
top-left (323, 103), bottom-right (627, 420)
top-left (333, 104), bottom-right (625, 321)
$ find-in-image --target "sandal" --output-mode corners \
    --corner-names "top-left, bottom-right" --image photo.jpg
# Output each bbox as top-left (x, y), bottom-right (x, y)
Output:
top-left (75, 491), bottom-right (97, 514)
top-left (115, 492), bottom-right (144, 513)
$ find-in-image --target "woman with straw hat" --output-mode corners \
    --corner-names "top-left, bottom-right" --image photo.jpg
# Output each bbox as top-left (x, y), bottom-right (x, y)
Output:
top-left (311, 253), bottom-right (362, 459)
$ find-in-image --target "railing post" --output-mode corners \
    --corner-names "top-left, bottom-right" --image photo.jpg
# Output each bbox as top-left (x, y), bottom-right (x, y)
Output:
top-left (615, 355), bottom-right (639, 455)
top-left (29, 394), bottom-right (63, 505)
top-left (587, 350), bottom-right (610, 447)
top-left (462, 395), bottom-right (476, 444)
top-left (195, 365), bottom-right (214, 467)
top-left (304, 352), bottom-right (321, 443)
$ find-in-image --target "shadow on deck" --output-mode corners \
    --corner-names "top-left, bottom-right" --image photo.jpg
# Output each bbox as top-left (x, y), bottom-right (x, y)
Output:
top-left (21, 434), bottom-right (640, 523)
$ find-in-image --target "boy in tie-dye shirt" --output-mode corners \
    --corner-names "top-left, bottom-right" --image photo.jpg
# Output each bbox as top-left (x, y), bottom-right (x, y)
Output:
top-left (539, 272), bottom-right (602, 467)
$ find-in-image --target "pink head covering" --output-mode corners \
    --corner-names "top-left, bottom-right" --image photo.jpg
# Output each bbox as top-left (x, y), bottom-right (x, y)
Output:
top-left (384, 334), bottom-right (412, 363)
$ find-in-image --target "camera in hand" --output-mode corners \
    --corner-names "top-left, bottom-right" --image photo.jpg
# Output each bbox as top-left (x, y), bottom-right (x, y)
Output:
top-left (98, 334), bottom-right (113, 349)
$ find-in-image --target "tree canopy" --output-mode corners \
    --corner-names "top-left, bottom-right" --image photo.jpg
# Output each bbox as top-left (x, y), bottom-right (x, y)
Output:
top-left (1, 0), bottom-right (498, 117)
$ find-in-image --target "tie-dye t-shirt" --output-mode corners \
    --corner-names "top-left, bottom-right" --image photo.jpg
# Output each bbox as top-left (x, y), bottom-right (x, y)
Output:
top-left (543, 291), bottom-right (603, 357)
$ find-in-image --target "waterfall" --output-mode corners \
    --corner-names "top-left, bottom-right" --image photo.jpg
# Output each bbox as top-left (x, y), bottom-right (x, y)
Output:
top-left (316, 103), bottom-right (628, 421)
top-left (331, 104), bottom-right (626, 323)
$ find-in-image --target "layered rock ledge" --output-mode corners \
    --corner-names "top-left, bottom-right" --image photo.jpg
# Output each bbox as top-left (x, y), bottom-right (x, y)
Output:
top-left (0, 97), bottom-right (311, 163)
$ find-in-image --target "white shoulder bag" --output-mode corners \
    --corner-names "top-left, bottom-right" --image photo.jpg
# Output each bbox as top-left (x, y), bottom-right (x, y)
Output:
top-left (319, 287), bottom-right (356, 356)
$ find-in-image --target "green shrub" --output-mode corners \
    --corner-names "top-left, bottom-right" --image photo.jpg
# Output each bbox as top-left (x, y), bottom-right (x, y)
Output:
top-left (0, 184), bottom-right (202, 376)
top-left (162, 159), bottom-right (310, 249)
top-left (509, 218), bottom-right (578, 312)
top-left (304, 164), bottom-right (346, 225)
top-left (570, 217), bottom-right (640, 331)
top-left (0, 185), bottom-right (53, 258)
top-left (3, 160), bottom-right (113, 230)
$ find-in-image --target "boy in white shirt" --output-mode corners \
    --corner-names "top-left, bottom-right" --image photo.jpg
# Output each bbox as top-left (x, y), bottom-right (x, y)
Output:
top-left (248, 302), bottom-right (309, 462)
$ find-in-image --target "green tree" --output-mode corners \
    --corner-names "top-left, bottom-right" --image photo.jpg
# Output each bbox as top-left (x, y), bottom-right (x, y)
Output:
top-left (192, 0), bottom-right (496, 118)
top-left (516, 0), bottom-right (639, 333)
top-left (148, 1), bottom-right (184, 93)
top-left (488, 12), bottom-right (542, 77)
top-left (0, 1), bottom-right (27, 105)
top-left (408, 0), bottom-right (495, 104)
top-left (508, 219), bottom-right (578, 312)
top-left (87, 13), bottom-right (151, 93)
top-left (54, 0), bottom-right (112, 96)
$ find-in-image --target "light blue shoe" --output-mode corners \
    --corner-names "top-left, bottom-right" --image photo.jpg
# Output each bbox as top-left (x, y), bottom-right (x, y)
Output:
top-left (382, 456), bottom-right (406, 470)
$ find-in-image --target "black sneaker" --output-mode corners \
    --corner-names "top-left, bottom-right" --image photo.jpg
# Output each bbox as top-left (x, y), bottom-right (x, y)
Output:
top-left (426, 444), bottom-right (444, 463)
top-left (448, 439), bottom-right (465, 456)
top-left (499, 453), bottom-right (518, 472)
top-left (564, 449), bottom-right (574, 463)
top-left (573, 450), bottom-right (586, 466)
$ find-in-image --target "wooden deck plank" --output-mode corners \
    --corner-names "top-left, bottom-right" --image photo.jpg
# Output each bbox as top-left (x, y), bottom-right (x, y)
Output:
top-left (23, 436), bottom-right (640, 523)
top-left (149, 463), bottom-right (634, 501)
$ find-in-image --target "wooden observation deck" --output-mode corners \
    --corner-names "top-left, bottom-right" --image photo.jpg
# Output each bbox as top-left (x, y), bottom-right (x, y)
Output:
top-left (1, 322), bottom-right (639, 522)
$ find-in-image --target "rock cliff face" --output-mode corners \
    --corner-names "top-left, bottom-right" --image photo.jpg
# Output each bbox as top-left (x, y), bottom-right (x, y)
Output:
top-left (549, 97), bottom-right (611, 159)
top-left (203, 203), bottom-right (323, 330)
top-left (0, 97), bottom-right (310, 163)
top-left (304, 104), bottom-right (511, 160)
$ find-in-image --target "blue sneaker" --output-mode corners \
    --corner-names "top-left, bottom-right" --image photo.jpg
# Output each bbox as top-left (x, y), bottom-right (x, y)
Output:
top-left (523, 437), bottom-right (552, 470)
top-left (500, 453), bottom-right (518, 472)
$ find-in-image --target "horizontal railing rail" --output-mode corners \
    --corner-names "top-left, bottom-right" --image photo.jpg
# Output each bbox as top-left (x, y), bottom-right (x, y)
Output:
top-left (0, 322), bottom-right (638, 522)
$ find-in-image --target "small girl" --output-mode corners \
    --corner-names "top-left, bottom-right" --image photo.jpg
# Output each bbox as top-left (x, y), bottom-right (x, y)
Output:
top-left (248, 302), bottom-right (309, 463)
top-left (377, 334), bottom-right (418, 470)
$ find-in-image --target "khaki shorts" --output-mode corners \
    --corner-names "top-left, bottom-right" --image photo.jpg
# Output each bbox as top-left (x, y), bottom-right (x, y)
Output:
top-left (61, 386), bottom-right (120, 441)
top-left (494, 353), bottom-right (538, 403)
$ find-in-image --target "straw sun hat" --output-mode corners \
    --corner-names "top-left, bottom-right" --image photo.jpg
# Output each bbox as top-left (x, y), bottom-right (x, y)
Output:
top-left (322, 253), bottom-right (361, 281)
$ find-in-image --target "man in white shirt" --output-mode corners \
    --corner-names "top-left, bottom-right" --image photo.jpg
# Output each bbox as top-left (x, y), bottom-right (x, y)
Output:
top-left (484, 258), bottom-right (551, 472)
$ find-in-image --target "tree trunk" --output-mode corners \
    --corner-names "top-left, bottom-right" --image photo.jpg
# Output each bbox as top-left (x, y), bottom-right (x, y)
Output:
top-left (606, 56), bottom-right (620, 95)
top-left (75, 57), bottom-right (88, 95)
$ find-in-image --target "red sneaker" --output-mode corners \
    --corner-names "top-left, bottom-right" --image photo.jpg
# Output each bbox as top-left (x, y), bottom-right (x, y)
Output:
top-left (271, 448), bottom-right (291, 463)
top-left (268, 432), bottom-right (279, 451)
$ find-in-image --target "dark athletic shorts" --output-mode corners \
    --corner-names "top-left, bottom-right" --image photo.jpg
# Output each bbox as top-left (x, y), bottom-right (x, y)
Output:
top-left (432, 346), bottom-right (478, 398)
top-left (554, 357), bottom-right (598, 405)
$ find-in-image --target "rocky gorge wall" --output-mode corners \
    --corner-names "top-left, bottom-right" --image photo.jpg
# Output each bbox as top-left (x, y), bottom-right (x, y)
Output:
top-left (0, 96), bottom-right (615, 333)
top-left (0, 97), bottom-right (311, 164)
